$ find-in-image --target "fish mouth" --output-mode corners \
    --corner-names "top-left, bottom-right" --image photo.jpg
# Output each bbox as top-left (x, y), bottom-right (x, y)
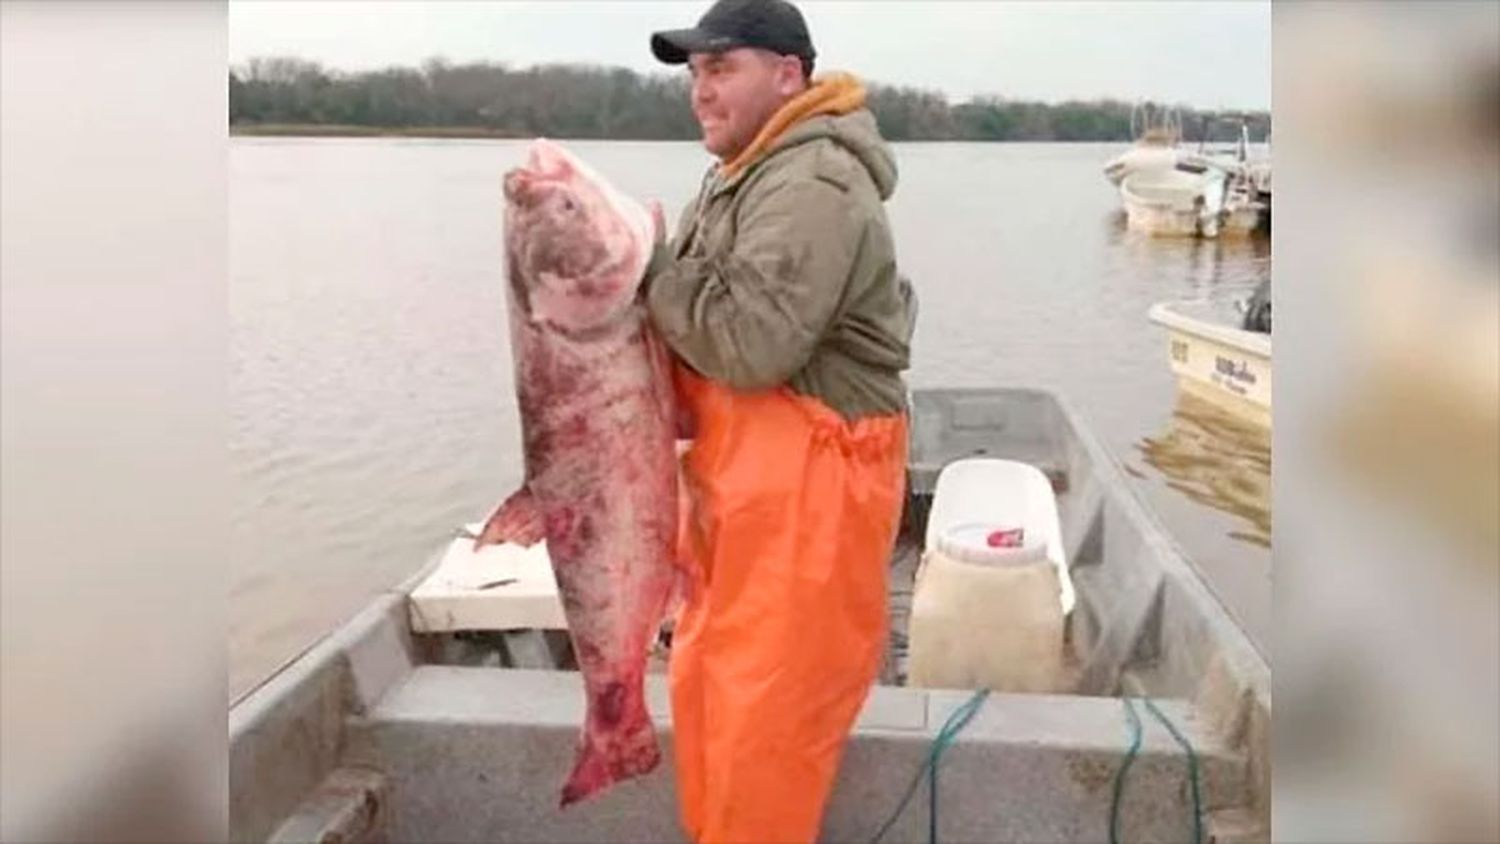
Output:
top-left (505, 139), bottom-right (576, 206)
top-left (526, 138), bottom-right (574, 181)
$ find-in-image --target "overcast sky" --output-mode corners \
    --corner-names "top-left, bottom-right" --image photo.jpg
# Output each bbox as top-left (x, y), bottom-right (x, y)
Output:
top-left (229, 1), bottom-right (1270, 111)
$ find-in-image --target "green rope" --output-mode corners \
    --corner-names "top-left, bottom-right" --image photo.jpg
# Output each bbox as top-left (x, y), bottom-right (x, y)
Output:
top-left (1109, 697), bottom-right (1145, 844)
top-left (929, 690), bottom-right (988, 843)
top-left (1143, 698), bottom-right (1204, 844)
top-left (869, 688), bottom-right (990, 844)
top-left (1110, 697), bottom-right (1205, 844)
top-left (868, 741), bottom-right (927, 844)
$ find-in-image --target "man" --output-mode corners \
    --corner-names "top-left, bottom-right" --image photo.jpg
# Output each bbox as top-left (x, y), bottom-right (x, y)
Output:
top-left (644, 1), bottom-right (915, 841)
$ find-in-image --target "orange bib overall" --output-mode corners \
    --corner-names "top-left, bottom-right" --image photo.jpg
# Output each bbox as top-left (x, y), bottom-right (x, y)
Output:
top-left (668, 364), bottom-right (908, 844)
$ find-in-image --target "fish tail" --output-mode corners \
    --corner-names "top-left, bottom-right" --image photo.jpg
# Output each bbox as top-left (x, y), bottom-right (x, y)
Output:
top-left (558, 679), bottom-right (660, 807)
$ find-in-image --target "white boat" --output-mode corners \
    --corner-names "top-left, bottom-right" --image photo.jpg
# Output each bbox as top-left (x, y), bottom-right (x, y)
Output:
top-left (1149, 299), bottom-right (1272, 427)
top-left (1182, 125), bottom-right (1271, 236)
top-left (1119, 166), bottom-right (1227, 237)
top-left (1220, 176), bottom-right (1268, 235)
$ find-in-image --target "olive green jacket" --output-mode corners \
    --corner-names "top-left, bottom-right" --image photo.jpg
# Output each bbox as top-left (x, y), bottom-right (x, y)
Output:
top-left (645, 109), bottom-right (915, 421)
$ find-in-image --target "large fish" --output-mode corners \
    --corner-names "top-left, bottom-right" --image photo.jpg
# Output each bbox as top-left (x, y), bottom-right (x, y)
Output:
top-left (476, 139), bottom-right (679, 807)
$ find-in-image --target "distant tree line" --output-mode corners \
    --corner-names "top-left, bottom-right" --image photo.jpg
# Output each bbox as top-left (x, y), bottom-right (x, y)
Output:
top-left (230, 57), bottom-right (1270, 143)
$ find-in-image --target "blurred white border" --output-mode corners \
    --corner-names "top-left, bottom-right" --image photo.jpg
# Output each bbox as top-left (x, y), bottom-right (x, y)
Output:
top-left (1274, 2), bottom-right (1498, 841)
top-left (1, 2), bottom-right (227, 840)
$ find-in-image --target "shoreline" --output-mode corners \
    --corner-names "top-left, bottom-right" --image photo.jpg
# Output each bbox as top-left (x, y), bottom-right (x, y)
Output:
top-left (231, 124), bottom-right (532, 139)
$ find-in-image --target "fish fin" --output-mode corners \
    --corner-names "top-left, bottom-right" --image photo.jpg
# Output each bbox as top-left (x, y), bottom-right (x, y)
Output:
top-left (558, 683), bottom-right (660, 808)
top-left (473, 487), bottom-right (546, 551)
top-left (642, 323), bottom-right (682, 433)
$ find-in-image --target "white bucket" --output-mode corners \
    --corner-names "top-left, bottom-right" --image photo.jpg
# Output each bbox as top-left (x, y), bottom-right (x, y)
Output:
top-left (934, 522), bottom-right (1044, 567)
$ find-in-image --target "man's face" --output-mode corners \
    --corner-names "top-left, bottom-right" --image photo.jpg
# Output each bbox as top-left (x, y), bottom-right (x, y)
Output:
top-left (688, 48), bottom-right (804, 161)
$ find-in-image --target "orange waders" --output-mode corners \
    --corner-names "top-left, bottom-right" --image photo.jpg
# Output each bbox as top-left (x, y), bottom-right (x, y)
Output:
top-left (668, 365), bottom-right (908, 844)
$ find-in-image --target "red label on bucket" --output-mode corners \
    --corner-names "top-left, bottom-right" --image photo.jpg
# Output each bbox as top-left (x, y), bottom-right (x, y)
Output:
top-left (986, 528), bottom-right (1025, 548)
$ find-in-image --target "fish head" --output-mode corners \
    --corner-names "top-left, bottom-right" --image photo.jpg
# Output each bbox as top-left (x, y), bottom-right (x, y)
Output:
top-left (503, 139), bottom-right (652, 335)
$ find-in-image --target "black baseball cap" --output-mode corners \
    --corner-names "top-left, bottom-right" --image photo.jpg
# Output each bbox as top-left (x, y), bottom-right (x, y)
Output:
top-left (650, 0), bottom-right (816, 66)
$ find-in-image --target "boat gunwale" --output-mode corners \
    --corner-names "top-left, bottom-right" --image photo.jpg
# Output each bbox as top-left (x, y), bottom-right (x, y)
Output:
top-left (1149, 301), bottom-right (1272, 359)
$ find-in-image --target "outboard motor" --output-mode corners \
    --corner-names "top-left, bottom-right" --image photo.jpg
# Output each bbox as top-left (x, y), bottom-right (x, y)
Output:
top-left (1241, 278), bottom-right (1272, 333)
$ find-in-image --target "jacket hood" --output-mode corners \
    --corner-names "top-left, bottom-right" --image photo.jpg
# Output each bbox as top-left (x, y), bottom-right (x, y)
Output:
top-left (773, 108), bottom-right (897, 200)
